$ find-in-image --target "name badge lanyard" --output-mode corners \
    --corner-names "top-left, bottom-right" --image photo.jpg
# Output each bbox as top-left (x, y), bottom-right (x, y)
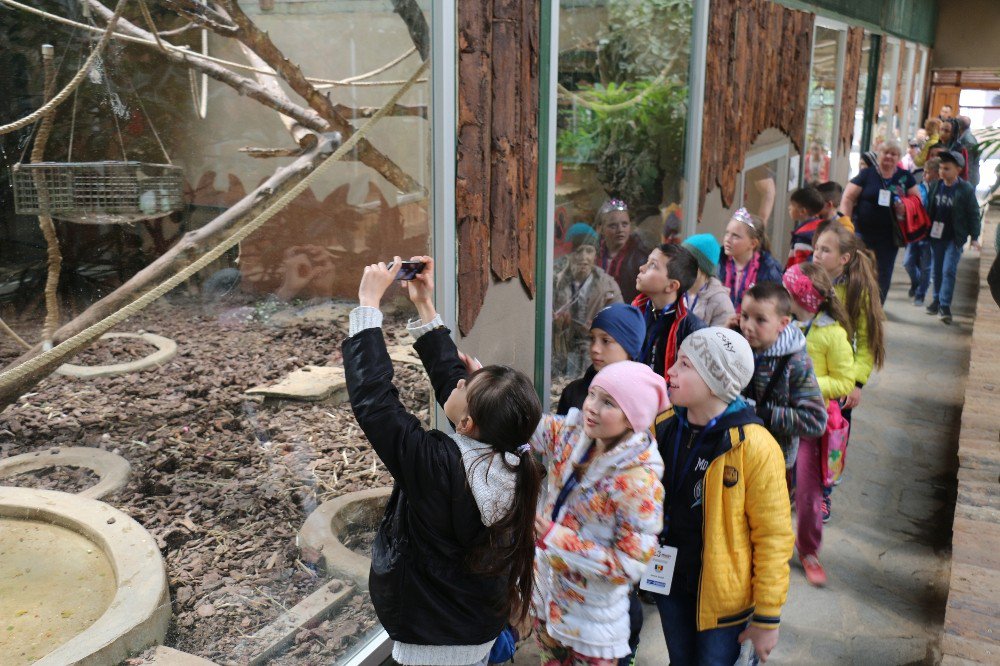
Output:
top-left (550, 445), bottom-right (594, 522)
top-left (661, 416), bottom-right (718, 542)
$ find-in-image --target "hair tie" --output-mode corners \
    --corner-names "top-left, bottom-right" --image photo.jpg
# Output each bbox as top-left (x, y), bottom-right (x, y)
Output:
top-left (517, 443), bottom-right (532, 455)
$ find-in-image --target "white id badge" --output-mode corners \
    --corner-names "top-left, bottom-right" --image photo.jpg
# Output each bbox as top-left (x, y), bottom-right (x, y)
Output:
top-left (639, 545), bottom-right (678, 595)
top-left (930, 221), bottom-right (945, 239)
top-left (878, 189), bottom-right (892, 207)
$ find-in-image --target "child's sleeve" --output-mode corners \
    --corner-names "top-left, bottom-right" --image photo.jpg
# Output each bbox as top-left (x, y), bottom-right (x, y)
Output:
top-left (412, 326), bottom-right (470, 410)
top-left (766, 354), bottom-right (827, 439)
top-left (818, 328), bottom-right (856, 400)
top-left (540, 466), bottom-right (664, 585)
top-left (851, 300), bottom-right (875, 386)
top-left (743, 429), bottom-right (795, 628)
top-left (342, 326), bottom-right (445, 490)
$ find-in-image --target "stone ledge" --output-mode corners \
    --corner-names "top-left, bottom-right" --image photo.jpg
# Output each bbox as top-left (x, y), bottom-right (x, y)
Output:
top-left (944, 217), bottom-right (1000, 664)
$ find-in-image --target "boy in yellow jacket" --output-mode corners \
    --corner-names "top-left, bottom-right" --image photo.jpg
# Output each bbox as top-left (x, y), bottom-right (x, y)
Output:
top-left (651, 327), bottom-right (793, 664)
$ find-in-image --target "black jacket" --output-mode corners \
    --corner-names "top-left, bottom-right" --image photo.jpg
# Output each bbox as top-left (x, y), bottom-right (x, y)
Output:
top-left (556, 365), bottom-right (598, 415)
top-left (342, 326), bottom-right (507, 646)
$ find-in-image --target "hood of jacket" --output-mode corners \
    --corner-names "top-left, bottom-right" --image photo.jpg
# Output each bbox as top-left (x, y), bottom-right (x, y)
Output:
top-left (672, 397), bottom-right (764, 435)
top-left (564, 408), bottom-right (665, 487)
top-left (759, 323), bottom-right (807, 357)
top-left (701, 277), bottom-right (731, 301)
top-left (450, 432), bottom-right (520, 527)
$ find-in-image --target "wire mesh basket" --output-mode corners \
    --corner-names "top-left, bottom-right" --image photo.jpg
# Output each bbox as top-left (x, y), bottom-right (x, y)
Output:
top-left (11, 161), bottom-right (185, 225)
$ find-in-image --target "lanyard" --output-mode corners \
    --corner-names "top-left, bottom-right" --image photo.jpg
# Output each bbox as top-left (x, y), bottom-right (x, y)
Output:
top-left (550, 445), bottom-right (594, 522)
top-left (684, 283), bottom-right (708, 313)
top-left (662, 416), bottom-right (718, 541)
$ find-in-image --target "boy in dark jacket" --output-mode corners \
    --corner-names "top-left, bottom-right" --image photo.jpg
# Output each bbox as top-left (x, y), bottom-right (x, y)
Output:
top-left (925, 150), bottom-right (983, 324)
top-left (652, 327), bottom-right (793, 664)
top-left (786, 187), bottom-right (827, 269)
top-left (633, 244), bottom-right (707, 379)
top-left (738, 282), bottom-right (827, 469)
top-left (344, 256), bottom-right (542, 666)
top-left (557, 303), bottom-right (646, 414)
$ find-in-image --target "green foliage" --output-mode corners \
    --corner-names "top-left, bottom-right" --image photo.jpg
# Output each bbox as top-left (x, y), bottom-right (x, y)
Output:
top-left (557, 80), bottom-right (689, 214)
top-left (598, 0), bottom-right (693, 82)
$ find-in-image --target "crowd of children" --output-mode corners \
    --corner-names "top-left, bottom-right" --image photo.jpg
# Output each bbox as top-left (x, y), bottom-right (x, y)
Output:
top-left (339, 130), bottom-right (980, 664)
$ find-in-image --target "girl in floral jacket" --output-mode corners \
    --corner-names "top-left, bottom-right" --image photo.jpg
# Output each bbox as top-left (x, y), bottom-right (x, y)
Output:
top-left (531, 361), bottom-right (668, 665)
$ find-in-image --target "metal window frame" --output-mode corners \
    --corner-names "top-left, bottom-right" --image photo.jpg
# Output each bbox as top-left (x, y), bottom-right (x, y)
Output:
top-left (681, 0), bottom-right (710, 237)
top-left (534, 0), bottom-right (558, 404)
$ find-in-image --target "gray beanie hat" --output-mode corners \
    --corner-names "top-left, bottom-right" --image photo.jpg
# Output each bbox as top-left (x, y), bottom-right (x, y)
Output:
top-left (678, 327), bottom-right (754, 403)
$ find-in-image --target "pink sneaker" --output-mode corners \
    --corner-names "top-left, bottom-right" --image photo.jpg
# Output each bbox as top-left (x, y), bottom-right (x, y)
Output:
top-left (801, 554), bottom-right (827, 587)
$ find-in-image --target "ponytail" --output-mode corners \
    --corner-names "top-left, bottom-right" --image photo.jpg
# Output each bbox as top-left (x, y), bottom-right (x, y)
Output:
top-left (822, 226), bottom-right (886, 368)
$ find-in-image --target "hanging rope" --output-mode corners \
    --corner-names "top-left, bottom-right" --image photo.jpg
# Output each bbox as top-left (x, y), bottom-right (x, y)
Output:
top-left (29, 45), bottom-right (63, 348)
top-left (0, 0), bottom-right (129, 136)
top-left (0, 59), bottom-right (429, 391)
top-left (555, 54), bottom-right (681, 114)
top-left (0, 0), bottom-right (424, 88)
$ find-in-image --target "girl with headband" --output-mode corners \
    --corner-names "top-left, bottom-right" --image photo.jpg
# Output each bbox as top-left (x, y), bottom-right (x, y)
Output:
top-left (718, 208), bottom-right (784, 326)
top-left (781, 263), bottom-right (854, 588)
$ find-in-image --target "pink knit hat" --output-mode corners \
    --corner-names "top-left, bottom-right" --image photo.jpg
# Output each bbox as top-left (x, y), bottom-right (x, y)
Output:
top-left (590, 361), bottom-right (670, 433)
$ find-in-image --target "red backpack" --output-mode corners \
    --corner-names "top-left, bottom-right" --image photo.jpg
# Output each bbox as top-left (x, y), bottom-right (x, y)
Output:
top-left (893, 193), bottom-right (931, 244)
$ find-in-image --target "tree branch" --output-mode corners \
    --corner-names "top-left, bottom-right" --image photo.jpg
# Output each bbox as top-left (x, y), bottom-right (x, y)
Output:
top-left (161, 0), bottom-right (238, 35)
top-left (238, 43), bottom-right (318, 150)
top-left (332, 103), bottom-right (428, 120)
top-left (85, 0), bottom-right (422, 195)
top-left (391, 0), bottom-right (430, 60)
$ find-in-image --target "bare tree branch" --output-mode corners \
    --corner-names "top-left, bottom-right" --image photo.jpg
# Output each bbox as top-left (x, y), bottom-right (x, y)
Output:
top-left (332, 103), bottom-right (428, 120)
top-left (391, 0), bottom-right (430, 60)
top-left (161, 0), bottom-right (238, 35)
top-left (238, 43), bottom-right (318, 150)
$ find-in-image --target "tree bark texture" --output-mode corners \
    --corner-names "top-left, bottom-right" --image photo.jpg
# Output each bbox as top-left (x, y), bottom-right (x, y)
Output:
top-left (700, 0), bottom-right (814, 212)
top-left (838, 27), bottom-right (865, 156)
top-left (456, 0), bottom-right (540, 335)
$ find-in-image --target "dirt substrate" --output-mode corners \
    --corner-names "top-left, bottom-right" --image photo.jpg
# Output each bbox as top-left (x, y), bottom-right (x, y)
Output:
top-left (0, 296), bottom-right (430, 663)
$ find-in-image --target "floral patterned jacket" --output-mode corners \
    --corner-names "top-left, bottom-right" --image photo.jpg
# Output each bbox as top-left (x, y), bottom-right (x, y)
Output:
top-left (530, 409), bottom-right (665, 659)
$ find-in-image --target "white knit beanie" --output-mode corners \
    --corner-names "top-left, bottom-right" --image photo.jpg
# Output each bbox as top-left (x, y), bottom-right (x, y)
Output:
top-left (678, 327), bottom-right (754, 402)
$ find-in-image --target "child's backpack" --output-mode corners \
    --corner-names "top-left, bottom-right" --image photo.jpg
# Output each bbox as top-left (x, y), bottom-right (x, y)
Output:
top-left (893, 193), bottom-right (931, 245)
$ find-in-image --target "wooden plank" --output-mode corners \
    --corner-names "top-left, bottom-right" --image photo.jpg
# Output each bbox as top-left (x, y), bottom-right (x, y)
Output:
top-left (517, 0), bottom-right (539, 296)
top-left (490, 0), bottom-right (520, 281)
top-left (457, 0), bottom-right (492, 335)
top-left (839, 27), bottom-right (864, 155)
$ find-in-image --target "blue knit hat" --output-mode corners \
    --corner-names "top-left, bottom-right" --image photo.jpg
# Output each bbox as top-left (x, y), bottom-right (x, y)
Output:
top-left (682, 234), bottom-right (722, 276)
top-left (566, 222), bottom-right (599, 249)
top-left (591, 303), bottom-right (646, 360)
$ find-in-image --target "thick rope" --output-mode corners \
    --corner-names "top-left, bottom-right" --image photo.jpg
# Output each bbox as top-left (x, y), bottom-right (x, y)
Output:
top-left (0, 318), bottom-right (31, 350)
top-left (0, 60), bottom-right (429, 390)
top-left (30, 46), bottom-right (63, 347)
top-left (0, 0), bottom-right (128, 136)
top-left (0, 0), bottom-right (424, 88)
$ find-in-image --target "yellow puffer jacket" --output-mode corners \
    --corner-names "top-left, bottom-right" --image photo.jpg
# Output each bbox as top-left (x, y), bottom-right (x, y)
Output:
top-left (800, 314), bottom-right (855, 402)
top-left (655, 408), bottom-right (794, 631)
top-left (834, 282), bottom-right (875, 385)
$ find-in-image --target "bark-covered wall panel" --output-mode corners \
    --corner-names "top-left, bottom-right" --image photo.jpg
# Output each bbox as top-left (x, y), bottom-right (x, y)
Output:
top-left (457, 0), bottom-right (539, 335)
top-left (838, 27), bottom-right (865, 155)
top-left (700, 0), bottom-right (815, 212)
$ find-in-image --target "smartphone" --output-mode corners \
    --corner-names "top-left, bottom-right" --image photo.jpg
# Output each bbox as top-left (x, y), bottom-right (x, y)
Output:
top-left (389, 260), bottom-right (426, 281)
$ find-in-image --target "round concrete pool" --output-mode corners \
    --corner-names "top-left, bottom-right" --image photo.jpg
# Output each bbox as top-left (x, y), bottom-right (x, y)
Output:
top-left (0, 518), bottom-right (117, 664)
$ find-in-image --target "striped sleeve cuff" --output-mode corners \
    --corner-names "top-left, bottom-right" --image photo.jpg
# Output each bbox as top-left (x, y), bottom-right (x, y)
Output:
top-left (349, 306), bottom-right (383, 337)
top-left (406, 314), bottom-right (443, 341)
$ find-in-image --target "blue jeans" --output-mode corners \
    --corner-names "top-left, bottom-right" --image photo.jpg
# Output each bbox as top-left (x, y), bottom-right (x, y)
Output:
top-left (903, 240), bottom-right (932, 301)
top-left (863, 239), bottom-right (898, 304)
top-left (930, 239), bottom-right (964, 308)
top-left (655, 592), bottom-right (758, 665)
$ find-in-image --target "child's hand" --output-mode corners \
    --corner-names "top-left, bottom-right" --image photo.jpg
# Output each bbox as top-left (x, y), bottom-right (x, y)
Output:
top-left (458, 350), bottom-right (483, 376)
top-left (401, 255), bottom-right (435, 304)
top-left (738, 625), bottom-right (779, 662)
top-left (358, 257), bottom-right (399, 308)
top-left (534, 515), bottom-right (553, 540)
top-left (843, 386), bottom-right (862, 409)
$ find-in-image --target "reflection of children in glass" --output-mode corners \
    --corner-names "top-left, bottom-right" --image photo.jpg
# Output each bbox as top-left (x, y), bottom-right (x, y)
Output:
top-left (597, 199), bottom-right (650, 305)
top-left (554, 224), bottom-right (624, 377)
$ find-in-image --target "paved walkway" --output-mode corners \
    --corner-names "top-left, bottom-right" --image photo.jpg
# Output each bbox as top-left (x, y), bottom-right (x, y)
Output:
top-left (521, 248), bottom-right (980, 665)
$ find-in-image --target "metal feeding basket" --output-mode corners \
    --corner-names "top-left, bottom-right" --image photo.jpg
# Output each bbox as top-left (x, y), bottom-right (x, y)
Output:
top-left (11, 161), bottom-right (184, 225)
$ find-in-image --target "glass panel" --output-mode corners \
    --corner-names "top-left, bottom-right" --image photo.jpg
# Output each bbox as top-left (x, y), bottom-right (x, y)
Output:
top-left (551, 0), bottom-right (693, 395)
top-left (850, 32), bottom-right (873, 176)
top-left (0, 1), bottom-right (433, 663)
top-left (910, 48), bottom-right (928, 140)
top-left (742, 159), bottom-right (781, 243)
top-left (804, 27), bottom-right (841, 186)
top-left (874, 40), bottom-right (899, 149)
